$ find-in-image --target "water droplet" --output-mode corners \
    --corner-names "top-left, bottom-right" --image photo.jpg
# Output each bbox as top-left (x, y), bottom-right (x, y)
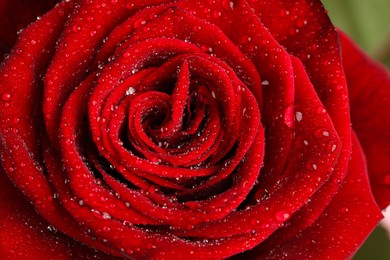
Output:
top-left (47, 225), bottom-right (58, 233)
top-left (296, 18), bottom-right (307, 27)
top-left (134, 19), bottom-right (146, 29)
top-left (103, 226), bottom-right (111, 232)
top-left (2, 92), bottom-right (11, 101)
top-left (275, 211), bottom-right (290, 222)
top-left (147, 243), bottom-right (156, 249)
top-left (72, 25), bottom-right (81, 33)
top-left (295, 111), bottom-right (303, 122)
top-left (261, 223), bottom-right (270, 229)
top-left (306, 161), bottom-right (317, 171)
top-left (126, 87), bottom-right (136, 95)
top-left (126, 2), bottom-right (134, 9)
top-left (314, 128), bottom-right (329, 138)
top-left (284, 104), bottom-right (294, 128)
top-left (222, 0), bottom-right (234, 11)
top-left (261, 80), bottom-right (269, 86)
top-left (213, 10), bottom-right (222, 18)
top-left (316, 107), bottom-right (326, 114)
top-left (280, 9), bottom-right (290, 17)
top-left (123, 220), bottom-right (132, 227)
top-left (102, 212), bottom-right (112, 219)
top-left (327, 141), bottom-right (338, 153)
top-left (229, 1), bottom-right (234, 10)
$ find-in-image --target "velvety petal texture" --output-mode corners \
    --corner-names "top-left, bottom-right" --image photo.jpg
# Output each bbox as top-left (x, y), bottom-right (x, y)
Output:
top-left (0, 168), bottom-right (112, 259)
top-left (339, 31), bottom-right (390, 210)
top-left (0, 0), bottom-right (59, 57)
top-left (0, 0), bottom-right (388, 259)
top-left (239, 132), bottom-right (382, 259)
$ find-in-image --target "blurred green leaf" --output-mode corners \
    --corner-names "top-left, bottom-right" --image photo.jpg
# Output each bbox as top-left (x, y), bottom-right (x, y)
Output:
top-left (323, 0), bottom-right (390, 63)
top-left (353, 226), bottom-right (390, 260)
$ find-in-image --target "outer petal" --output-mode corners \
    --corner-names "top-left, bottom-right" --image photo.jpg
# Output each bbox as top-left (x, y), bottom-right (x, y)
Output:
top-left (0, 0), bottom-right (58, 57)
top-left (0, 168), bottom-right (111, 259)
top-left (340, 31), bottom-right (390, 209)
top-left (243, 132), bottom-right (382, 259)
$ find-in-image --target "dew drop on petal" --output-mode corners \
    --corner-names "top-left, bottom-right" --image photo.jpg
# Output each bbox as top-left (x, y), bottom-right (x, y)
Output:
top-left (284, 104), bottom-right (294, 128)
top-left (222, 0), bottom-right (234, 11)
top-left (327, 141), bottom-right (338, 153)
top-left (314, 128), bottom-right (329, 138)
top-left (275, 211), bottom-right (290, 222)
top-left (147, 243), bottom-right (157, 249)
top-left (126, 2), bottom-right (134, 9)
top-left (280, 9), bottom-right (290, 17)
top-left (126, 87), bottom-right (136, 95)
top-left (213, 10), bottom-right (222, 18)
top-left (47, 225), bottom-right (57, 233)
top-left (306, 161), bottom-right (317, 171)
top-left (72, 25), bottom-right (81, 33)
top-left (2, 92), bottom-right (11, 101)
top-left (317, 107), bottom-right (326, 114)
top-left (103, 226), bottom-right (111, 232)
top-left (295, 111), bottom-right (303, 122)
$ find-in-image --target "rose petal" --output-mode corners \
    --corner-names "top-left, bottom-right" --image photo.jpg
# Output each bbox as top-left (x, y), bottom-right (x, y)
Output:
top-left (247, 0), bottom-right (354, 245)
top-left (0, 3), bottom-right (120, 255)
top-left (0, 0), bottom-right (58, 57)
top-left (339, 31), bottom-right (390, 209)
top-left (1, 0), bottom-right (385, 258)
top-left (0, 168), bottom-right (111, 259)
top-left (242, 132), bottom-right (382, 259)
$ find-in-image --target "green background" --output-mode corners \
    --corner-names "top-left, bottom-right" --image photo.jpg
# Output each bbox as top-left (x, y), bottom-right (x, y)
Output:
top-left (322, 0), bottom-right (390, 259)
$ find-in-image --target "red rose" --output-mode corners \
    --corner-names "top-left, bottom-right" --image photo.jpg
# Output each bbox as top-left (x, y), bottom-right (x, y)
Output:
top-left (1, 0), bottom-right (389, 259)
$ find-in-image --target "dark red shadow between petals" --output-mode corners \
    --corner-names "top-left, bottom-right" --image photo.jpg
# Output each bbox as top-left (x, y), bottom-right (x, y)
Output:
top-left (0, 0), bottom-right (59, 58)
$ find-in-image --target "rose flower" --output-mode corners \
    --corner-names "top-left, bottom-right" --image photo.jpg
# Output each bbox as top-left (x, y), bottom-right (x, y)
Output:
top-left (0, 0), bottom-right (389, 259)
